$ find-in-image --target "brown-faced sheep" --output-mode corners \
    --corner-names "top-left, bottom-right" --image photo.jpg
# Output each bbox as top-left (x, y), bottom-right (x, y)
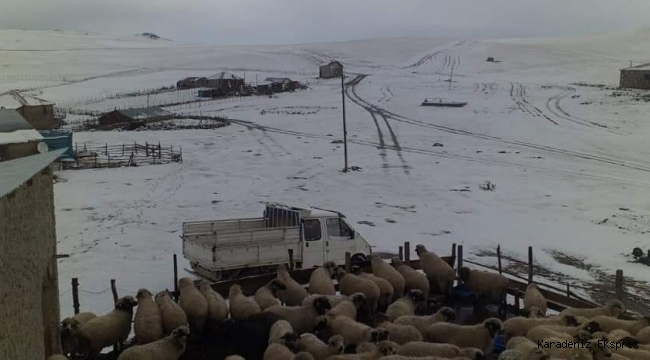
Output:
top-left (265, 296), bottom-right (332, 334)
top-left (352, 266), bottom-right (394, 311)
top-left (178, 277), bottom-right (209, 334)
top-left (591, 315), bottom-right (650, 334)
top-left (230, 284), bottom-right (262, 321)
top-left (277, 264), bottom-right (309, 306)
top-left (134, 288), bottom-right (164, 345)
top-left (560, 300), bottom-right (626, 319)
top-left (386, 290), bottom-right (426, 322)
top-left (199, 281), bottom-right (229, 323)
top-left (60, 312), bottom-right (97, 356)
top-left (396, 341), bottom-right (462, 358)
top-left (329, 340), bottom-right (399, 360)
top-left (526, 306), bottom-right (545, 319)
top-left (371, 253), bottom-right (405, 299)
top-left (394, 307), bottom-right (456, 336)
top-left (117, 325), bottom-right (189, 360)
top-left (309, 261), bottom-right (337, 295)
top-left (315, 293), bottom-right (367, 326)
top-left (374, 312), bottom-right (423, 345)
top-left (415, 244), bottom-right (455, 296)
top-left (264, 343), bottom-right (315, 360)
top-left (256, 279), bottom-right (288, 310)
top-left (426, 318), bottom-right (502, 352)
top-left (506, 337), bottom-right (549, 360)
top-left (296, 333), bottom-right (345, 360)
top-left (335, 268), bottom-right (380, 320)
top-left (155, 291), bottom-right (189, 336)
top-left (303, 294), bottom-right (347, 308)
top-left (77, 296), bottom-right (138, 357)
top-left (503, 314), bottom-right (579, 342)
top-left (329, 315), bottom-right (390, 347)
top-left (269, 320), bottom-right (298, 346)
top-left (608, 329), bottom-right (638, 343)
top-left (392, 258), bottom-right (430, 306)
top-left (523, 283), bottom-right (547, 316)
top-left (458, 267), bottom-right (508, 303)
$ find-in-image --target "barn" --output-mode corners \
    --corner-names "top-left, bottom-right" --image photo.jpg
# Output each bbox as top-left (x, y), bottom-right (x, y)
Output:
top-left (620, 63), bottom-right (650, 90)
top-left (206, 71), bottom-right (245, 93)
top-left (177, 76), bottom-right (208, 89)
top-left (0, 91), bottom-right (60, 130)
top-left (319, 60), bottom-right (343, 79)
top-left (97, 106), bottom-right (173, 129)
top-left (0, 148), bottom-right (67, 360)
top-left (0, 109), bottom-right (44, 162)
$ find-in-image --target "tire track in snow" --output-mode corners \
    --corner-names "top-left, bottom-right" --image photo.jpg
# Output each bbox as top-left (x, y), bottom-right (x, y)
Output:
top-left (543, 86), bottom-right (619, 134)
top-left (509, 82), bottom-right (558, 125)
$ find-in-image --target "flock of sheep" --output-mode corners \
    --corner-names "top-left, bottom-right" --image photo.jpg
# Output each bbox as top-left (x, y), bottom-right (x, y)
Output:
top-left (48, 244), bottom-right (650, 360)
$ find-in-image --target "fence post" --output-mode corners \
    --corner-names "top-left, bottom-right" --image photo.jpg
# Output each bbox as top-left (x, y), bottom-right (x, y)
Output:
top-left (288, 249), bottom-right (294, 271)
top-left (497, 245), bottom-right (502, 274)
top-left (528, 246), bottom-right (533, 284)
top-left (72, 278), bottom-right (80, 315)
top-left (105, 143), bottom-right (108, 156)
top-left (173, 254), bottom-right (179, 301)
top-left (75, 142), bottom-right (78, 153)
top-left (398, 246), bottom-right (403, 262)
top-left (345, 251), bottom-right (351, 273)
top-left (94, 153), bottom-right (97, 168)
top-left (122, 144), bottom-right (125, 155)
top-left (107, 153), bottom-right (110, 168)
top-left (457, 245), bottom-right (463, 271)
top-left (110, 279), bottom-right (118, 304)
top-left (135, 141), bottom-right (138, 155)
top-left (615, 269), bottom-right (624, 300)
top-left (404, 242), bottom-right (410, 264)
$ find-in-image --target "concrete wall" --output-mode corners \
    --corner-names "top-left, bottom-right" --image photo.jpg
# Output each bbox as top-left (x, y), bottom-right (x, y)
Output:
top-left (620, 70), bottom-right (650, 90)
top-left (0, 169), bottom-right (61, 360)
top-left (18, 105), bottom-right (57, 130)
top-left (0, 141), bottom-right (39, 162)
top-left (319, 63), bottom-right (343, 79)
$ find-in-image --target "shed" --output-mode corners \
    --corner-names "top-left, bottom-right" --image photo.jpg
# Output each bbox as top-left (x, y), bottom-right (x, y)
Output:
top-left (264, 77), bottom-right (297, 92)
top-left (0, 148), bottom-right (67, 360)
top-left (620, 63), bottom-right (650, 90)
top-left (0, 108), bottom-right (43, 162)
top-left (177, 77), bottom-right (208, 89)
top-left (206, 72), bottom-right (245, 93)
top-left (256, 81), bottom-right (274, 95)
top-left (319, 60), bottom-right (343, 79)
top-left (39, 130), bottom-right (74, 161)
top-left (0, 91), bottom-right (60, 130)
top-left (97, 106), bottom-right (173, 129)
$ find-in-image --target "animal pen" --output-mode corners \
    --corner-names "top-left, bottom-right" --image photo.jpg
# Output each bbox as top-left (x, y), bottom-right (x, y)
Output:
top-left (65, 142), bottom-right (182, 169)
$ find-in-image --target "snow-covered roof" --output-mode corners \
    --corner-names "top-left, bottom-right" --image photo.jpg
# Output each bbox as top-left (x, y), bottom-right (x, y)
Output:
top-left (116, 106), bottom-right (170, 120)
top-left (622, 63), bottom-right (650, 71)
top-left (267, 202), bottom-right (344, 218)
top-left (0, 91), bottom-right (53, 109)
top-left (207, 71), bottom-right (243, 81)
top-left (319, 60), bottom-right (342, 67)
top-left (265, 77), bottom-right (292, 84)
top-left (0, 148), bottom-right (66, 198)
top-left (0, 109), bottom-right (43, 145)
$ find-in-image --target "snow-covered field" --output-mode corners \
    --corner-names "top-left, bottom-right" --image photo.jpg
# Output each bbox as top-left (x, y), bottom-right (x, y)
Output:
top-left (4, 29), bottom-right (650, 316)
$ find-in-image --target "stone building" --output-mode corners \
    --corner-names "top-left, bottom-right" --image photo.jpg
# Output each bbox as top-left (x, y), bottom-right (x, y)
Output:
top-left (0, 148), bottom-right (66, 360)
top-left (0, 109), bottom-right (44, 162)
top-left (0, 91), bottom-right (59, 130)
top-left (620, 63), bottom-right (650, 90)
top-left (319, 60), bottom-right (343, 79)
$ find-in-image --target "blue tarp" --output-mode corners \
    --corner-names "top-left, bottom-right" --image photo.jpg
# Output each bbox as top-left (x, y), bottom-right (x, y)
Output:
top-left (39, 130), bottom-right (74, 160)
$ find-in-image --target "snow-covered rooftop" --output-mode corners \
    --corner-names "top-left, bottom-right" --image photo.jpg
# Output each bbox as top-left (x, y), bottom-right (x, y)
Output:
top-left (0, 109), bottom-right (43, 145)
top-left (0, 148), bottom-right (66, 198)
top-left (207, 71), bottom-right (243, 80)
top-left (0, 91), bottom-right (54, 109)
top-left (622, 63), bottom-right (650, 71)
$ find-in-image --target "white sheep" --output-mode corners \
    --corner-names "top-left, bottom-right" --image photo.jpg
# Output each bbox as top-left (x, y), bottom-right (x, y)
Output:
top-left (303, 294), bottom-right (347, 308)
top-left (264, 343), bottom-right (315, 360)
top-left (329, 340), bottom-right (399, 360)
top-left (415, 244), bottom-right (455, 296)
top-left (60, 311), bottom-right (97, 356)
top-left (526, 323), bottom-right (597, 343)
top-left (316, 293), bottom-right (366, 326)
top-left (523, 283), bottom-right (547, 316)
top-left (335, 268), bottom-right (380, 319)
top-left (134, 288), bottom-right (164, 344)
top-left (155, 290), bottom-right (189, 336)
top-left (503, 314), bottom-right (579, 342)
top-left (178, 277), bottom-right (209, 334)
top-left (353, 267), bottom-right (394, 311)
top-left (394, 307), bottom-right (456, 336)
top-left (506, 337), bottom-right (549, 360)
top-left (371, 253), bottom-right (405, 299)
top-left (591, 315), bottom-right (650, 334)
top-left (560, 300), bottom-right (626, 319)
top-left (270, 320), bottom-right (297, 345)
top-left (256, 279), bottom-right (288, 310)
top-left (391, 258), bottom-right (430, 306)
top-left (199, 281), bottom-right (229, 323)
top-left (309, 261), bottom-right (337, 295)
top-left (229, 284), bottom-right (262, 321)
top-left (277, 264), bottom-right (309, 306)
top-left (296, 333), bottom-right (345, 360)
top-left (460, 348), bottom-right (485, 360)
top-left (265, 296), bottom-right (332, 334)
top-left (537, 336), bottom-right (599, 360)
top-left (636, 326), bottom-right (650, 343)
top-left (329, 315), bottom-right (389, 346)
top-left (117, 325), bottom-right (189, 360)
top-left (426, 318), bottom-right (503, 352)
top-left (396, 341), bottom-right (461, 358)
top-left (77, 296), bottom-right (138, 357)
top-left (386, 290), bottom-right (426, 322)
top-left (498, 350), bottom-right (524, 360)
top-left (374, 313), bottom-right (423, 345)
top-left (458, 267), bottom-right (508, 303)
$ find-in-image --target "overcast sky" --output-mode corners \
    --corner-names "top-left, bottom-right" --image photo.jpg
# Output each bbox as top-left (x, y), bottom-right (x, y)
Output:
top-left (2, 0), bottom-right (650, 45)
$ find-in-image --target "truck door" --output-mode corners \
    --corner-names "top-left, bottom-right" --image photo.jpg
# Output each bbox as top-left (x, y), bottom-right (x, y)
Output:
top-left (325, 218), bottom-right (357, 263)
top-left (301, 218), bottom-right (324, 267)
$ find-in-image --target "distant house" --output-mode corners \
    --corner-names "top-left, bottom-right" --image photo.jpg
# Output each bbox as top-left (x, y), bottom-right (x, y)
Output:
top-left (256, 81), bottom-right (275, 95)
top-left (0, 91), bottom-right (60, 130)
top-left (319, 60), bottom-right (343, 79)
top-left (0, 109), bottom-right (44, 162)
top-left (0, 148), bottom-right (67, 360)
top-left (206, 72), bottom-right (245, 93)
top-left (97, 106), bottom-right (173, 129)
top-left (177, 77), bottom-right (208, 89)
top-left (264, 77), bottom-right (300, 92)
top-left (620, 63), bottom-right (650, 90)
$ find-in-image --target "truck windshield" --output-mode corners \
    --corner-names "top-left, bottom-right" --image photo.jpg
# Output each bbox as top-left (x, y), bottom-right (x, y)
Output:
top-left (303, 219), bottom-right (322, 241)
top-left (326, 218), bottom-right (352, 238)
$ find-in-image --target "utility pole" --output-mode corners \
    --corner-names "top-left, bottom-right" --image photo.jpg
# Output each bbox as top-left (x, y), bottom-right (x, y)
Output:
top-left (341, 66), bottom-right (348, 173)
top-left (448, 61), bottom-right (455, 91)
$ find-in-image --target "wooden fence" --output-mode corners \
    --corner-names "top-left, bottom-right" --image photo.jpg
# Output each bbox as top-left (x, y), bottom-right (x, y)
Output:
top-left (65, 142), bottom-right (182, 169)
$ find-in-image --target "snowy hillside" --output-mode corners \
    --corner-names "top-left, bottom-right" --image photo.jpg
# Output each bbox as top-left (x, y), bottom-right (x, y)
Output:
top-left (3, 29), bottom-right (650, 316)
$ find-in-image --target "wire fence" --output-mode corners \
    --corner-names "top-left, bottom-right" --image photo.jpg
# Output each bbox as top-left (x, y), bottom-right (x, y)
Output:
top-left (65, 141), bottom-right (182, 170)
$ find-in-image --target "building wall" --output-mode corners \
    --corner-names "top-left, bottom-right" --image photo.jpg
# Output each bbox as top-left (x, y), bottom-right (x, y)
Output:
top-left (0, 170), bottom-right (61, 360)
top-left (0, 141), bottom-right (39, 162)
top-left (18, 105), bottom-right (57, 130)
top-left (620, 70), bottom-right (650, 90)
top-left (98, 111), bottom-right (131, 126)
top-left (319, 63), bottom-right (342, 79)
